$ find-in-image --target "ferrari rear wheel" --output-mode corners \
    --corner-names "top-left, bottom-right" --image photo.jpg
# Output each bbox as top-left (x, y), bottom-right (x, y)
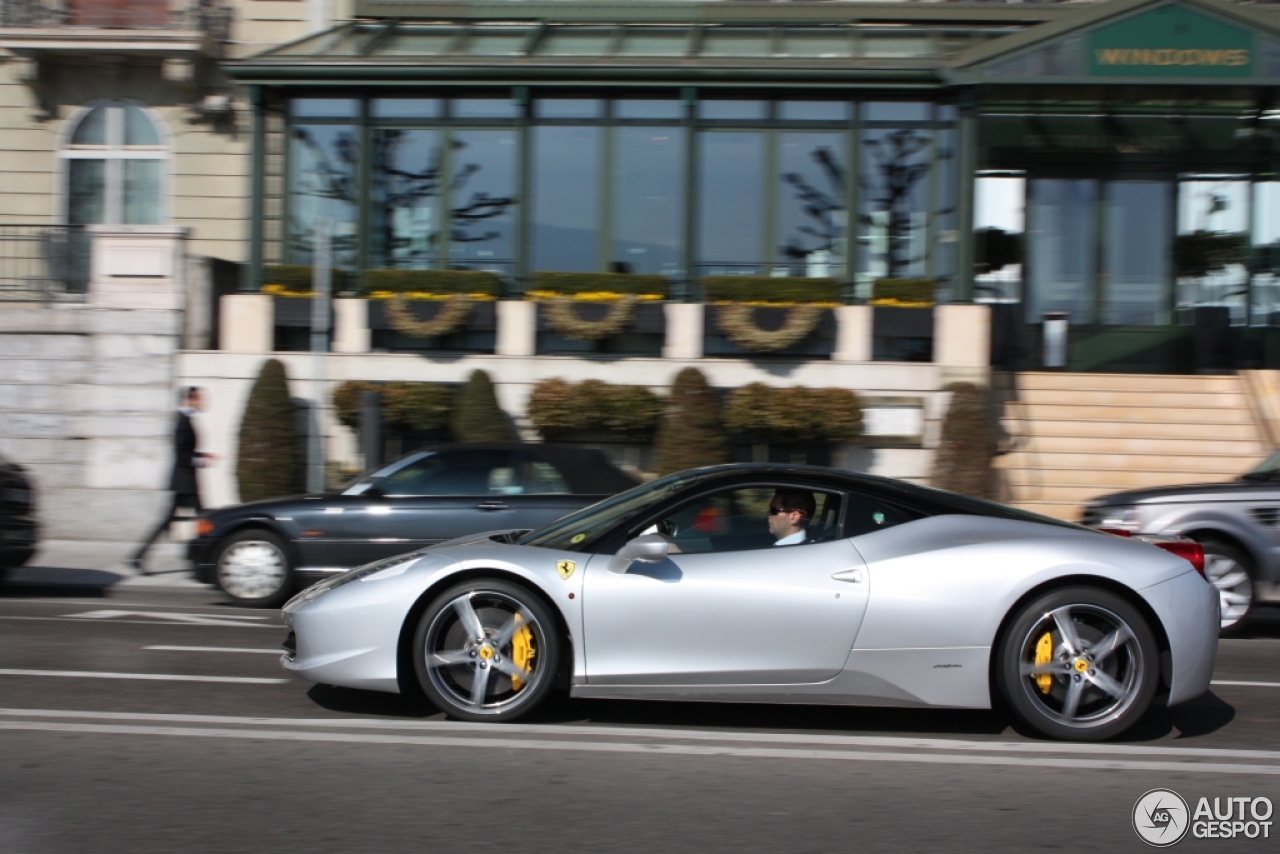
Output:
top-left (998, 587), bottom-right (1159, 742)
top-left (413, 579), bottom-right (560, 722)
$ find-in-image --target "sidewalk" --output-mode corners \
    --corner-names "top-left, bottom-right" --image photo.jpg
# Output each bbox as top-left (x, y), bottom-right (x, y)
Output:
top-left (11, 540), bottom-right (204, 589)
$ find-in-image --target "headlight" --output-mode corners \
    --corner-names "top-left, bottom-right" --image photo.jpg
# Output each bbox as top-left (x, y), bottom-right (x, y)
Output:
top-left (1096, 505), bottom-right (1141, 532)
top-left (295, 553), bottom-right (427, 604)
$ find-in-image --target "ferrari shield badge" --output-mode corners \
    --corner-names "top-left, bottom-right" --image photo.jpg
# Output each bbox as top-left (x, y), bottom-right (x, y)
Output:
top-left (556, 560), bottom-right (576, 580)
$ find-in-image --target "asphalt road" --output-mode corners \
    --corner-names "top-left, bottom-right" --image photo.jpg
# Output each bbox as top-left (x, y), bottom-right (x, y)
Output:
top-left (1, 576), bottom-right (1278, 853)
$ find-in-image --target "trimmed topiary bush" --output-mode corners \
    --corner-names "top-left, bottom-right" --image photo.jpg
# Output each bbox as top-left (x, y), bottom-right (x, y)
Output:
top-left (931, 382), bottom-right (997, 500)
top-left (653, 368), bottom-right (729, 476)
top-left (527, 378), bottom-right (662, 440)
top-left (237, 358), bottom-right (304, 502)
top-left (450, 369), bottom-right (517, 443)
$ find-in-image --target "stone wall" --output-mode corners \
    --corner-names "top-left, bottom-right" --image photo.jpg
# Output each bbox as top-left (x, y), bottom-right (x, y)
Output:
top-left (0, 227), bottom-right (190, 541)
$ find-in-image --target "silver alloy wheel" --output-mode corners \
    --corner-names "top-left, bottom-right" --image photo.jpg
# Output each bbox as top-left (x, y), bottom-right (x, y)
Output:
top-left (422, 591), bottom-right (543, 717)
top-left (216, 539), bottom-right (288, 600)
top-left (1016, 604), bottom-right (1145, 730)
top-left (1204, 552), bottom-right (1253, 630)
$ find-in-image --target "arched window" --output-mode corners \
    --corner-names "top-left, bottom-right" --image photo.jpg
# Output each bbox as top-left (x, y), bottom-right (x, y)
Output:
top-left (60, 101), bottom-right (169, 225)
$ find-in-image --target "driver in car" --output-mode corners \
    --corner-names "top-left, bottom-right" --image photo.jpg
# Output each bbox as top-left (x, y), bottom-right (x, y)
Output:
top-left (768, 490), bottom-right (815, 546)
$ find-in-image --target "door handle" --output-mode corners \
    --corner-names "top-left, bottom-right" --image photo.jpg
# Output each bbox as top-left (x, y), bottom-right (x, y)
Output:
top-left (831, 568), bottom-right (864, 584)
top-left (477, 501), bottom-right (509, 511)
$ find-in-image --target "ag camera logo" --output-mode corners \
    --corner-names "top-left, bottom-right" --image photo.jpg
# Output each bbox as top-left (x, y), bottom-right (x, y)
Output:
top-left (1133, 789), bottom-right (1190, 847)
top-left (1133, 789), bottom-right (1274, 845)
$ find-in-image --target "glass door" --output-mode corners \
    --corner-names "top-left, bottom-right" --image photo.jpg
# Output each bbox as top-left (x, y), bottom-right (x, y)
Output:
top-left (1101, 181), bottom-right (1172, 326)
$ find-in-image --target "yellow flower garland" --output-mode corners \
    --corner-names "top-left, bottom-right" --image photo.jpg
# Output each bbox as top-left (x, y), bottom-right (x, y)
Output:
top-left (715, 303), bottom-right (824, 353)
top-left (383, 294), bottom-right (475, 338)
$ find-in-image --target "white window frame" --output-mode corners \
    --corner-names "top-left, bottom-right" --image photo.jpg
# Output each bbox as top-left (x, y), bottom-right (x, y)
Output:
top-left (57, 99), bottom-right (172, 225)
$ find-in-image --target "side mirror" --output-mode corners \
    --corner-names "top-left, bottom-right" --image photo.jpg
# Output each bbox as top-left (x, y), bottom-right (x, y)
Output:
top-left (616, 534), bottom-right (669, 564)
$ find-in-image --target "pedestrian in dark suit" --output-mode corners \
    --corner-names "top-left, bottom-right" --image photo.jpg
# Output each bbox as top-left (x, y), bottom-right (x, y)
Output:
top-left (128, 387), bottom-right (215, 573)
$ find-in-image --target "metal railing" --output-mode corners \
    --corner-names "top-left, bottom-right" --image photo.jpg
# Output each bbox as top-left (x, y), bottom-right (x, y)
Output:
top-left (0, 225), bottom-right (90, 303)
top-left (0, 0), bottom-right (231, 41)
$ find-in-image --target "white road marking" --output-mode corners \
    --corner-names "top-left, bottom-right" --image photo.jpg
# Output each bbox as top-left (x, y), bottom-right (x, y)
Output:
top-left (65, 610), bottom-right (272, 627)
top-left (1211, 680), bottom-right (1280, 688)
top-left (1, 708), bottom-right (1279, 766)
top-left (0, 669), bottom-right (288, 685)
top-left (0, 718), bottom-right (1275, 776)
top-left (0, 615), bottom-right (281, 629)
top-left (144, 646), bottom-right (283, 654)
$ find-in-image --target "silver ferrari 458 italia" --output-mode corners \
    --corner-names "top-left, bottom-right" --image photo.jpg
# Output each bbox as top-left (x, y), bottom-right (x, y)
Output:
top-left (281, 464), bottom-right (1219, 741)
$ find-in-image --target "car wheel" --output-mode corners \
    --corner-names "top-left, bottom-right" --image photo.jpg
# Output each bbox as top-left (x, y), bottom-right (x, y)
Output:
top-left (213, 529), bottom-right (294, 608)
top-left (997, 587), bottom-right (1160, 742)
top-left (1199, 539), bottom-right (1254, 633)
top-left (413, 579), bottom-right (560, 723)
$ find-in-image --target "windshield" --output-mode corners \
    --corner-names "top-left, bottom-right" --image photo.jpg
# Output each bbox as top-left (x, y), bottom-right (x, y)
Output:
top-left (518, 471), bottom-right (704, 551)
top-left (1243, 448), bottom-right (1280, 480)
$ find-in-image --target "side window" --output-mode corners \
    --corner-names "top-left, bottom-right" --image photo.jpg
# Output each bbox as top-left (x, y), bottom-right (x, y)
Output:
top-left (639, 485), bottom-right (839, 554)
top-left (843, 490), bottom-right (916, 537)
top-left (384, 451), bottom-right (515, 495)
top-left (521, 459), bottom-right (570, 494)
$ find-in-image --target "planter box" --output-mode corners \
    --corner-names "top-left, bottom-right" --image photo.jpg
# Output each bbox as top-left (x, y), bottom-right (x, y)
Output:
top-left (872, 306), bottom-right (934, 362)
top-left (367, 299), bottom-right (497, 354)
top-left (272, 296), bottom-right (333, 352)
top-left (702, 305), bottom-right (836, 359)
top-left (535, 301), bottom-right (665, 356)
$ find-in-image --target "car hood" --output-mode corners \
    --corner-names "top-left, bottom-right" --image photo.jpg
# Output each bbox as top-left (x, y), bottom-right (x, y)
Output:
top-left (1089, 479), bottom-right (1277, 506)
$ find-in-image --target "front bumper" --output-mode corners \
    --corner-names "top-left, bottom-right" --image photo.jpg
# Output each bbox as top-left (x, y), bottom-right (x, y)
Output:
top-left (186, 537), bottom-right (218, 584)
top-left (279, 554), bottom-right (447, 694)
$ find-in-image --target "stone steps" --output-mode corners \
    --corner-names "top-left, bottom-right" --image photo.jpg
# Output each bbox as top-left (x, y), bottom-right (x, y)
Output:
top-left (998, 372), bottom-right (1268, 520)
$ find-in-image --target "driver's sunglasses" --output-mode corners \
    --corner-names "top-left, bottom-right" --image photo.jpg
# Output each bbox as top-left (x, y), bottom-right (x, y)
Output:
top-left (767, 505), bottom-right (786, 516)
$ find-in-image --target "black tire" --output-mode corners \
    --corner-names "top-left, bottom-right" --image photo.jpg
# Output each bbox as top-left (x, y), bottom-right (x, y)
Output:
top-left (413, 579), bottom-right (561, 723)
top-left (212, 529), bottom-right (294, 608)
top-left (1198, 539), bottom-right (1255, 635)
top-left (996, 586), bottom-right (1160, 742)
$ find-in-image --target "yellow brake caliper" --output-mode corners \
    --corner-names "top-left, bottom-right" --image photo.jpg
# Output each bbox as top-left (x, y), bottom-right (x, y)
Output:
top-left (510, 624), bottom-right (533, 691)
top-left (1034, 632), bottom-right (1054, 694)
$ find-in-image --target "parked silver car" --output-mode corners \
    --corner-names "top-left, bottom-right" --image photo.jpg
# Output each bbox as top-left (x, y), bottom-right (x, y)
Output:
top-left (1083, 450), bottom-right (1280, 632)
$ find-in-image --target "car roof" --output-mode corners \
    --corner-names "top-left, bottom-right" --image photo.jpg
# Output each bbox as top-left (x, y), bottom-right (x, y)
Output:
top-left (668, 463), bottom-right (1086, 531)
top-left (419, 443), bottom-right (641, 494)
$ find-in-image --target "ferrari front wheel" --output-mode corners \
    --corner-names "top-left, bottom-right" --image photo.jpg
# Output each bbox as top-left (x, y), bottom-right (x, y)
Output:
top-left (997, 587), bottom-right (1160, 742)
top-left (413, 579), bottom-right (560, 722)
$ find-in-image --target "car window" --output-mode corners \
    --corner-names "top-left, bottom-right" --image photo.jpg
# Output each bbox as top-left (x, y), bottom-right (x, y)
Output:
top-left (383, 450), bottom-right (516, 496)
top-left (521, 459), bottom-right (569, 494)
top-left (843, 490), bottom-right (917, 537)
top-left (636, 485), bottom-right (841, 554)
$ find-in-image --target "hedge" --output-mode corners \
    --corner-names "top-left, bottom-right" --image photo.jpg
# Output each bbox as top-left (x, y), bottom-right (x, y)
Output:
top-left (363, 268), bottom-right (503, 296)
top-left (262, 264), bottom-right (352, 293)
top-left (701, 276), bottom-right (841, 304)
top-left (724, 383), bottom-right (863, 443)
top-left (871, 278), bottom-right (937, 304)
top-left (529, 271), bottom-right (668, 296)
top-left (332, 381), bottom-right (455, 432)
top-left (527, 379), bottom-right (662, 439)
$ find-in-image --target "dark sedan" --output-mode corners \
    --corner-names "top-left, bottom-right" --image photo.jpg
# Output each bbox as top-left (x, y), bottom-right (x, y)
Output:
top-left (0, 453), bottom-right (38, 577)
top-left (189, 443), bottom-right (639, 606)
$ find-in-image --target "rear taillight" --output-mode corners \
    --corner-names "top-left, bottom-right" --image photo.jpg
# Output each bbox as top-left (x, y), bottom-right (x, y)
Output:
top-left (1152, 540), bottom-right (1205, 577)
top-left (1096, 527), bottom-right (1132, 538)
